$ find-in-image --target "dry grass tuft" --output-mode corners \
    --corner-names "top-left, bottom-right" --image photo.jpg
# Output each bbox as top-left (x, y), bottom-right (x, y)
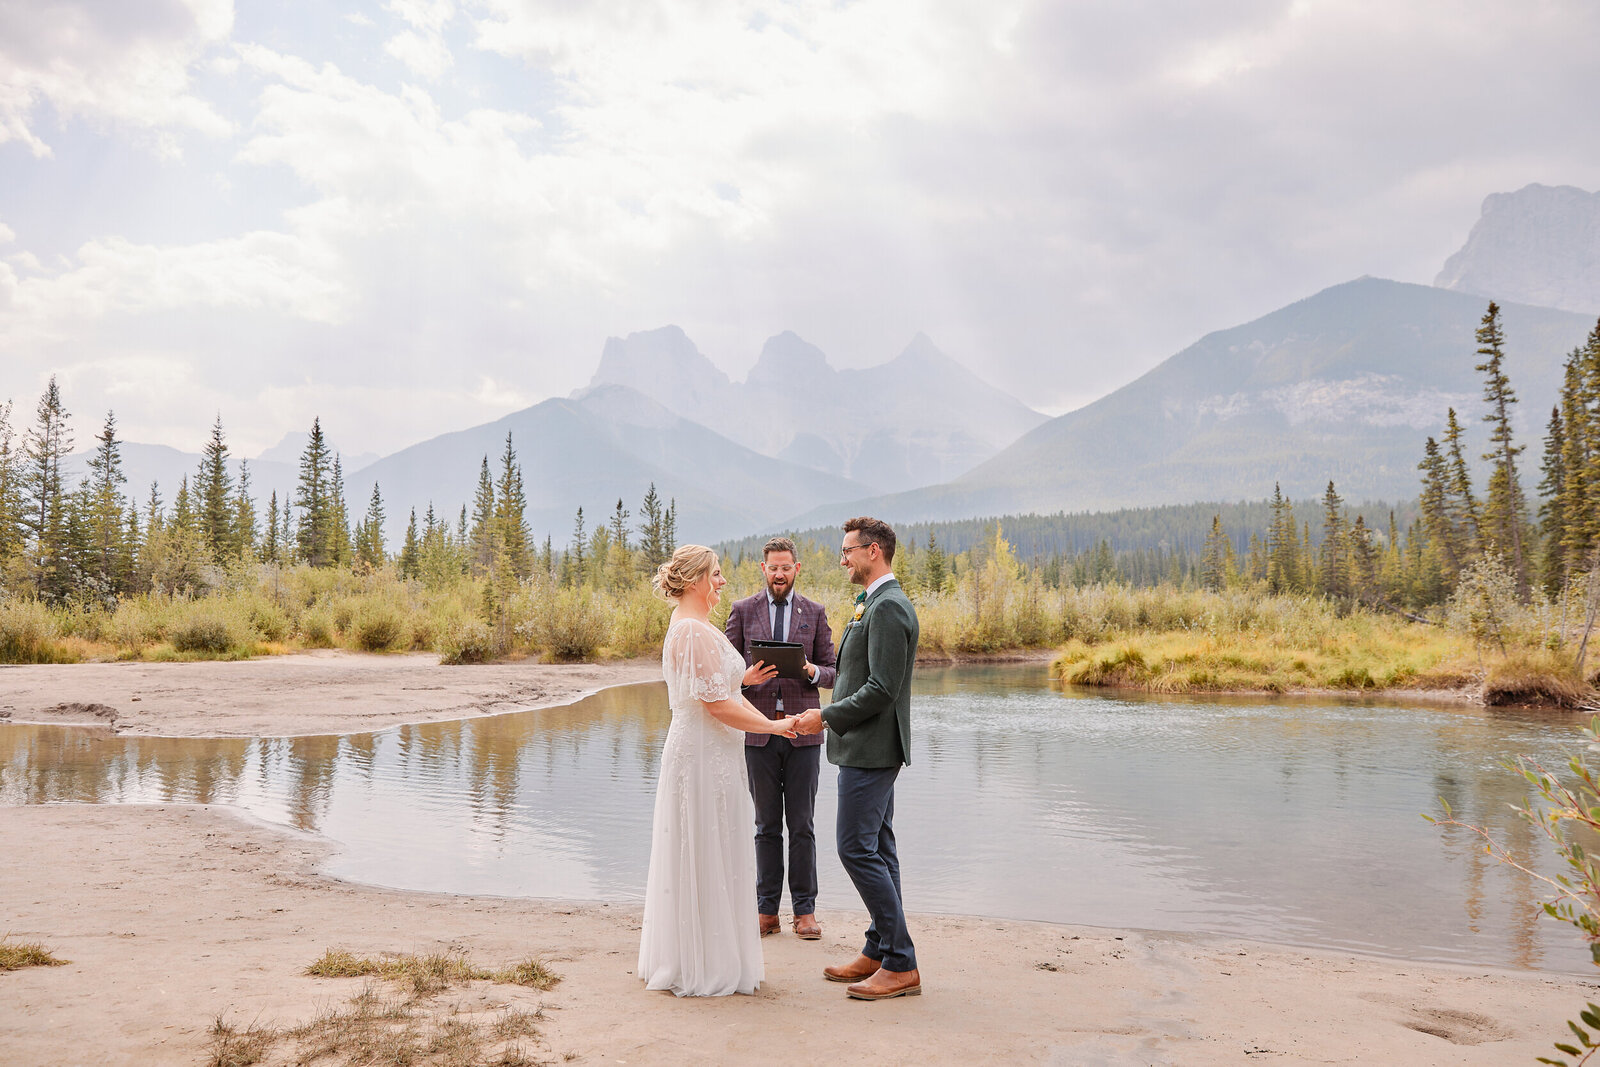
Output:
top-left (0, 938), bottom-right (70, 971)
top-left (1482, 647), bottom-right (1597, 708)
top-left (207, 1016), bottom-right (275, 1067)
top-left (305, 948), bottom-right (562, 996)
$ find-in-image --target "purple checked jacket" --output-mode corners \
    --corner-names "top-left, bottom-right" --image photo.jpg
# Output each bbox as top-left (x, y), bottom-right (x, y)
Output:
top-left (725, 590), bottom-right (838, 747)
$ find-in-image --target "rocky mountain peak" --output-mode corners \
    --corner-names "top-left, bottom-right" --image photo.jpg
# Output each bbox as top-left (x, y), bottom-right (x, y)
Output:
top-left (746, 331), bottom-right (835, 386)
top-left (1435, 183), bottom-right (1600, 314)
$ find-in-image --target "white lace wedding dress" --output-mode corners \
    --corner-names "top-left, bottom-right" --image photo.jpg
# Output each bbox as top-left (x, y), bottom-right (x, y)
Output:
top-left (637, 616), bottom-right (764, 996)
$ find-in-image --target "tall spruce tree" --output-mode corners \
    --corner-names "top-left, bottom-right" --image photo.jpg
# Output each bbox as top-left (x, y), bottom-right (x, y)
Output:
top-left (23, 377), bottom-right (74, 601)
top-left (1201, 514), bottom-right (1232, 592)
top-left (294, 418), bottom-right (335, 567)
top-left (1538, 403), bottom-right (1569, 597)
top-left (81, 411), bottom-right (130, 598)
top-left (469, 456), bottom-right (497, 575)
top-left (565, 506), bottom-right (587, 587)
top-left (356, 482), bottom-right (386, 570)
top-left (1266, 483), bottom-right (1299, 593)
top-left (0, 400), bottom-right (22, 589)
top-left (1441, 407), bottom-right (1482, 559)
top-left (637, 484), bottom-right (668, 572)
top-left (1318, 481), bottom-right (1348, 599)
top-left (233, 460), bottom-right (257, 561)
top-left (197, 415), bottom-right (236, 560)
top-left (1474, 302), bottom-right (1529, 595)
top-left (262, 489), bottom-right (282, 563)
top-left (494, 433), bottom-right (530, 579)
top-left (398, 508), bottom-right (420, 580)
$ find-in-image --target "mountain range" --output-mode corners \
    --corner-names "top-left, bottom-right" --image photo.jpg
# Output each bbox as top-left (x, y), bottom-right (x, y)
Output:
top-left (780, 277), bottom-right (1597, 529)
top-left (62, 183), bottom-right (1600, 549)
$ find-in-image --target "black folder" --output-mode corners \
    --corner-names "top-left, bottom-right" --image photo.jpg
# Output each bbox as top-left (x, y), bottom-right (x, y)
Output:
top-left (749, 640), bottom-right (808, 681)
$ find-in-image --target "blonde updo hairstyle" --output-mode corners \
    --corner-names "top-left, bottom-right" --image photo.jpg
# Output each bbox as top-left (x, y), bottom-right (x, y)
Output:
top-left (653, 544), bottom-right (718, 601)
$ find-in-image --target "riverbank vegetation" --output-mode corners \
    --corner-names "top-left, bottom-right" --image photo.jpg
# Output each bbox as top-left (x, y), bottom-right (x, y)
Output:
top-left (1, 303), bottom-right (1597, 704)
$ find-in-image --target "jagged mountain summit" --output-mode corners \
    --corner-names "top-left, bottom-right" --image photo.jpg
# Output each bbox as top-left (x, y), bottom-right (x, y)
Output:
top-left (578, 327), bottom-right (1048, 493)
top-left (1435, 183), bottom-right (1600, 314)
top-left (780, 277), bottom-right (1598, 528)
top-left (347, 384), bottom-right (874, 545)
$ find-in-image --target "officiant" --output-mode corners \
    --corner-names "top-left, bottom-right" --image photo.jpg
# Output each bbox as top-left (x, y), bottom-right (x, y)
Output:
top-left (725, 535), bottom-right (838, 940)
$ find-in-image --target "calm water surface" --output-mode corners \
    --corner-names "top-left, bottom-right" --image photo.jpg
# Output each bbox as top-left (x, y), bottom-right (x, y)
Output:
top-left (1, 665), bottom-right (1589, 972)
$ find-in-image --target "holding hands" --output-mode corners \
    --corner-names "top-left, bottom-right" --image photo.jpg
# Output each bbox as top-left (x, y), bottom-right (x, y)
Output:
top-left (770, 714), bottom-right (800, 738)
top-left (792, 709), bottom-right (825, 736)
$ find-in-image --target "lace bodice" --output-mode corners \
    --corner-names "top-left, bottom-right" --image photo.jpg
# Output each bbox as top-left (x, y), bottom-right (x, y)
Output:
top-left (662, 616), bottom-right (746, 717)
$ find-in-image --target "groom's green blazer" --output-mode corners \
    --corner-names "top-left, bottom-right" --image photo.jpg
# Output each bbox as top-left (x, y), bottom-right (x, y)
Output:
top-left (822, 578), bottom-right (918, 768)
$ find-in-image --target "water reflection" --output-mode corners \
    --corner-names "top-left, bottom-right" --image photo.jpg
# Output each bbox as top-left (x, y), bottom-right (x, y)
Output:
top-left (0, 666), bottom-right (1589, 972)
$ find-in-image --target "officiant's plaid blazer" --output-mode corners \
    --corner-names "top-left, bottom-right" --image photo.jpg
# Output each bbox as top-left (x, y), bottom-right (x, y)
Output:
top-left (725, 590), bottom-right (838, 748)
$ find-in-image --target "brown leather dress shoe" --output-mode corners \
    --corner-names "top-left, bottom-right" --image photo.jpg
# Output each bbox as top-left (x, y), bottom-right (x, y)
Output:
top-left (846, 967), bottom-right (921, 1000)
top-left (823, 954), bottom-right (880, 983)
top-left (793, 914), bottom-right (821, 940)
top-left (758, 913), bottom-right (781, 936)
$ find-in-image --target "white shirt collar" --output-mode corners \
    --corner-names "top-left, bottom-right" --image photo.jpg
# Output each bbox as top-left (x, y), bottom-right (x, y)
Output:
top-left (865, 572), bottom-right (896, 599)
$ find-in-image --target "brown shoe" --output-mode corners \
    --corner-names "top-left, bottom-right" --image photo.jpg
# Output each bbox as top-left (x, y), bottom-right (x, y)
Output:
top-left (793, 914), bottom-right (821, 940)
top-left (823, 954), bottom-right (880, 983)
top-left (847, 967), bottom-right (921, 1000)
top-left (758, 913), bottom-right (780, 936)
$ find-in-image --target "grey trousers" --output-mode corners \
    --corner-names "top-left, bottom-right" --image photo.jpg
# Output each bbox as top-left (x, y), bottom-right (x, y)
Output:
top-left (745, 738), bottom-right (821, 916)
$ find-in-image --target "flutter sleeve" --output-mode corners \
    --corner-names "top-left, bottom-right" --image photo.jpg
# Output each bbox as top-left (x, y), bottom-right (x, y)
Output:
top-left (664, 620), bottom-right (734, 705)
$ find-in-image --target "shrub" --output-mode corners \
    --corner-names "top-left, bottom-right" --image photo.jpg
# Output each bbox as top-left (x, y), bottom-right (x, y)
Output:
top-left (300, 610), bottom-right (334, 648)
top-left (248, 600), bottom-right (291, 642)
top-left (438, 618), bottom-right (495, 665)
top-left (353, 604), bottom-right (406, 652)
top-left (109, 599), bottom-right (169, 650)
top-left (534, 587), bottom-right (610, 661)
top-left (0, 600), bottom-right (70, 664)
top-left (170, 612), bottom-right (239, 654)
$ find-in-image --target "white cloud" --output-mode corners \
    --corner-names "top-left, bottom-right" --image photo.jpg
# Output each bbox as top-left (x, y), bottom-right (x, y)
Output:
top-left (0, 0), bottom-right (235, 157)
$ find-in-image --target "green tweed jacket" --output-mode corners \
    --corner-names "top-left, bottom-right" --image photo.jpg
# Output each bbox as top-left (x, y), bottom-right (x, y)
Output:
top-left (822, 578), bottom-right (919, 768)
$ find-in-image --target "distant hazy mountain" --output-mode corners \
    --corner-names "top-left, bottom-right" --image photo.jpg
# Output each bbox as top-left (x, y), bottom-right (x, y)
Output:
top-left (780, 277), bottom-right (1598, 528)
top-left (256, 430), bottom-right (378, 472)
top-left (63, 442), bottom-right (300, 518)
top-left (347, 384), bottom-right (874, 545)
top-left (581, 327), bottom-right (1047, 492)
top-left (1436, 183), bottom-right (1600, 314)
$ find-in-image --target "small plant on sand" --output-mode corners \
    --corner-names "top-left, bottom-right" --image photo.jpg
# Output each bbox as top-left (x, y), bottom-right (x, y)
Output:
top-left (1427, 717), bottom-right (1600, 1065)
top-left (210, 951), bottom-right (558, 1066)
top-left (0, 938), bottom-right (69, 970)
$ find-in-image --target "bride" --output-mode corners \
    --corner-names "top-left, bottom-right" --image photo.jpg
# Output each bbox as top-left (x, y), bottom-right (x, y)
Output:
top-left (638, 544), bottom-right (798, 996)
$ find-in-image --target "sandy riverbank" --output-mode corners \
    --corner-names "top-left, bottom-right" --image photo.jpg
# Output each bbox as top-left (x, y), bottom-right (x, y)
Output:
top-left (0, 651), bottom-right (662, 737)
top-left (2, 803), bottom-right (1593, 1065)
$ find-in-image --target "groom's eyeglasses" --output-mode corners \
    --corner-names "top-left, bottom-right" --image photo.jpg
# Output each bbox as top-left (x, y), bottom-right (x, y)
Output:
top-left (839, 542), bottom-right (873, 560)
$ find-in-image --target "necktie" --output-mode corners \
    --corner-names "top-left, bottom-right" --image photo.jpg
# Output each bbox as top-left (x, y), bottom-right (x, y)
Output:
top-left (772, 597), bottom-right (788, 643)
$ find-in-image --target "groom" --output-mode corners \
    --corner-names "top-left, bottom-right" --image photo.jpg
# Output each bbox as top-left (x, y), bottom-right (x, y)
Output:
top-left (794, 516), bottom-right (921, 1001)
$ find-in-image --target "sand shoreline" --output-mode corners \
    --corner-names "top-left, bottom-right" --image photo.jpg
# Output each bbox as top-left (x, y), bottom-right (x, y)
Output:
top-left (0, 651), bottom-right (663, 738)
top-left (3, 656), bottom-right (1596, 1064)
top-left (3, 802), bottom-right (1594, 1065)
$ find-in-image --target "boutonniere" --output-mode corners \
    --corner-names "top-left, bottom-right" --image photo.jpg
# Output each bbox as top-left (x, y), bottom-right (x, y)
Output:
top-left (852, 601), bottom-right (865, 623)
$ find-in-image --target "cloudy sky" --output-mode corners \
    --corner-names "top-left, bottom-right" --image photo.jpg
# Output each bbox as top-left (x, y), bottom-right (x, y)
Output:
top-left (2, 0), bottom-right (1598, 458)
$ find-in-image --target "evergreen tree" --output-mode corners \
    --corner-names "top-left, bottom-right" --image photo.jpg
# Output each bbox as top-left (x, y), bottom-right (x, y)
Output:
top-left (607, 498), bottom-right (632, 589)
top-left (1441, 407), bottom-right (1481, 558)
top-left (356, 482), bottom-right (386, 570)
top-left (80, 411), bottom-right (130, 598)
top-left (330, 456), bottom-right (351, 567)
top-left (22, 376), bottom-right (73, 601)
top-left (233, 460), bottom-right (257, 561)
top-left (398, 508), bottom-right (420, 580)
top-left (1538, 403), bottom-right (1569, 597)
top-left (197, 415), bottom-right (236, 560)
top-left (1348, 515), bottom-right (1377, 600)
top-left (637, 484), bottom-right (669, 572)
top-left (0, 400), bottom-right (23, 591)
top-left (565, 506), bottom-right (587, 587)
top-left (494, 433), bottom-right (531, 579)
top-left (1474, 302), bottom-right (1529, 595)
top-left (294, 418), bottom-right (335, 567)
top-left (173, 474), bottom-right (196, 532)
top-left (1266, 483), bottom-right (1299, 593)
top-left (1200, 514), bottom-right (1232, 592)
top-left (262, 489), bottom-right (282, 564)
top-left (925, 531), bottom-right (947, 594)
top-left (1318, 481), bottom-right (1348, 599)
top-left (665, 498), bottom-right (678, 553)
top-left (469, 456), bottom-right (497, 575)
top-left (1417, 435), bottom-right (1467, 581)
